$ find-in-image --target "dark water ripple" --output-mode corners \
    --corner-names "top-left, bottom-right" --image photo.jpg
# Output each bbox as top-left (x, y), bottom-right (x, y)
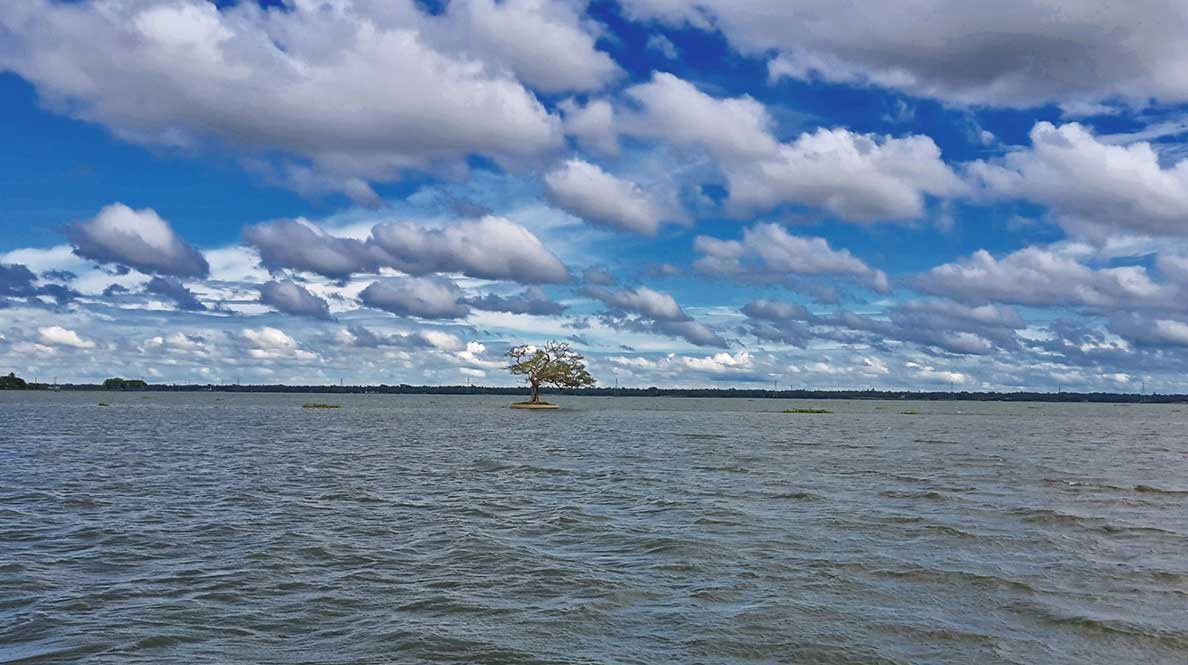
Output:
top-left (3, 394), bottom-right (1188, 663)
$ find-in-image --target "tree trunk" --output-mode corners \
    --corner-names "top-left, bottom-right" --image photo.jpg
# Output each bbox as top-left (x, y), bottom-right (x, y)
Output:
top-left (530, 381), bottom-right (540, 403)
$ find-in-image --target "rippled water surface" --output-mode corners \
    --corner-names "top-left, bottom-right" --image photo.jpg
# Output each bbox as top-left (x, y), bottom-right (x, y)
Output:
top-left (3, 393), bottom-right (1188, 664)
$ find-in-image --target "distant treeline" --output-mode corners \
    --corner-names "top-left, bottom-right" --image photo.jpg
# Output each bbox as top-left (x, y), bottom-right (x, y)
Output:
top-left (3, 373), bottom-right (1186, 403)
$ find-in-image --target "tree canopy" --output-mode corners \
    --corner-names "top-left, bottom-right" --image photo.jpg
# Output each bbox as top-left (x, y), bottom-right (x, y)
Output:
top-left (103, 377), bottom-right (148, 390)
top-left (1, 372), bottom-right (27, 390)
top-left (506, 341), bottom-right (595, 403)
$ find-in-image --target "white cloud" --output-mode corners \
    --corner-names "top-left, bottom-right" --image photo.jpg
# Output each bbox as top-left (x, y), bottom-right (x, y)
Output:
top-left (969, 122), bottom-right (1188, 239)
top-left (370, 215), bottom-right (570, 283)
top-left (559, 98), bottom-right (619, 156)
top-left (37, 325), bottom-right (95, 349)
top-left (917, 245), bottom-right (1176, 309)
top-left (243, 326), bottom-right (316, 360)
top-left (359, 276), bottom-right (470, 319)
top-left (67, 203), bottom-right (209, 277)
top-left (430, 0), bottom-right (620, 93)
top-left (695, 223), bottom-right (889, 293)
top-left (618, 73), bottom-right (959, 222)
top-left (724, 128), bottom-right (963, 221)
top-left (621, 72), bottom-right (778, 161)
top-left (623, 1), bottom-right (1188, 108)
top-left (543, 159), bottom-right (678, 235)
top-left (0, 0), bottom-right (563, 201)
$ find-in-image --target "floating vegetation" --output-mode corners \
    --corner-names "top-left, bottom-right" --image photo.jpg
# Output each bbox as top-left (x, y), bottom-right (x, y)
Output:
top-left (784, 408), bottom-right (832, 414)
top-left (302, 403), bottom-right (341, 409)
top-left (98, 402), bottom-right (110, 407)
top-left (900, 410), bottom-right (920, 415)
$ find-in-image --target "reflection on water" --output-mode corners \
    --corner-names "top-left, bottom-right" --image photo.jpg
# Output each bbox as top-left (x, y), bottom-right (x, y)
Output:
top-left (2, 393), bottom-right (1187, 663)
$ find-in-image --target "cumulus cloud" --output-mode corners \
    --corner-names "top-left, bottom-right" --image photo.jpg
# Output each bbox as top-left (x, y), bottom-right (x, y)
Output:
top-left (585, 284), bottom-right (685, 321)
top-left (741, 297), bottom-right (1025, 356)
top-left (0, 262), bottom-right (76, 305)
top-left (245, 216), bottom-right (568, 283)
top-left (359, 276), bottom-right (469, 319)
top-left (969, 122), bottom-right (1188, 239)
top-left (242, 326), bottom-right (315, 360)
top-left (585, 284), bottom-right (727, 347)
top-left (581, 266), bottom-right (617, 286)
top-left (0, 0), bottom-right (563, 201)
top-left (67, 203), bottom-right (209, 277)
top-left (430, 0), bottom-right (621, 93)
top-left (259, 281), bottom-right (332, 320)
top-left (621, 72), bottom-right (778, 161)
top-left (145, 276), bottom-right (206, 311)
top-left (544, 159), bottom-right (679, 235)
top-left (370, 216), bottom-right (570, 283)
top-left (466, 287), bottom-right (566, 316)
top-left (623, 1), bottom-right (1188, 108)
top-left (243, 219), bottom-right (381, 280)
top-left (724, 128), bottom-right (963, 221)
top-left (695, 223), bottom-right (889, 293)
top-left (37, 325), bottom-right (94, 349)
top-left (609, 350), bottom-right (761, 381)
top-left (916, 246), bottom-right (1176, 310)
top-left (559, 98), bottom-right (619, 156)
top-left (618, 73), bottom-right (958, 221)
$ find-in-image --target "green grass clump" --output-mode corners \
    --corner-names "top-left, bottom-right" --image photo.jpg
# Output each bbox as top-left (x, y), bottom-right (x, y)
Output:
top-left (784, 408), bottom-right (832, 414)
top-left (302, 403), bottom-right (340, 409)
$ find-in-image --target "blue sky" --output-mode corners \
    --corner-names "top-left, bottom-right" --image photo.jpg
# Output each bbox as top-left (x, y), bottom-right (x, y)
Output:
top-left (4, 0), bottom-right (1188, 390)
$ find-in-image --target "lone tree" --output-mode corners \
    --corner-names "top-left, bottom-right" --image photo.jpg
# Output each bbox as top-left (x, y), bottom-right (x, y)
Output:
top-left (506, 341), bottom-right (595, 404)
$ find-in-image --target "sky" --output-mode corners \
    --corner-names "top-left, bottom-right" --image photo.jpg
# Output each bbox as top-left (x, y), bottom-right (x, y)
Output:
top-left (4, 1), bottom-right (1188, 391)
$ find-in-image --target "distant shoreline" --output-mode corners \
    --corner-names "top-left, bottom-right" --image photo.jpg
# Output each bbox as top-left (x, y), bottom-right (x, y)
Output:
top-left (4, 383), bottom-right (1185, 404)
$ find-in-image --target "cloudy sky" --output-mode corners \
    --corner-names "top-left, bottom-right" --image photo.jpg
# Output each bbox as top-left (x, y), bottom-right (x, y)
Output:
top-left (4, 0), bottom-right (1188, 390)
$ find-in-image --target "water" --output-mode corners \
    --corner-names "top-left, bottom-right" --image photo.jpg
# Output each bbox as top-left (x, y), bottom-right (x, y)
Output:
top-left (3, 393), bottom-right (1187, 664)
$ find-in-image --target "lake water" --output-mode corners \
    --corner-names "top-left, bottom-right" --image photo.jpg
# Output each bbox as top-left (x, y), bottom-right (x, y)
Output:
top-left (2, 393), bottom-right (1187, 664)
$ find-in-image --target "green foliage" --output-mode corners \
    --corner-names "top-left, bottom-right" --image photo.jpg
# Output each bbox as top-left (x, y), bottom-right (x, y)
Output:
top-left (1, 372), bottom-right (27, 390)
top-left (302, 403), bottom-right (340, 409)
top-left (506, 341), bottom-right (596, 403)
top-left (784, 408), bottom-right (832, 414)
top-left (103, 377), bottom-right (148, 390)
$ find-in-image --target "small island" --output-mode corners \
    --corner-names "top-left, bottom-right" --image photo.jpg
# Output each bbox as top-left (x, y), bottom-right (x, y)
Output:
top-left (506, 341), bottom-right (595, 409)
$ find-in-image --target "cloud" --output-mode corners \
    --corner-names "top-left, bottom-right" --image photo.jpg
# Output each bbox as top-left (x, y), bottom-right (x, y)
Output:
top-left (242, 326), bottom-right (315, 360)
top-left (969, 122), bottom-right (1188, 239)
top-left (618, 73), bottom-right (958, 221)
top-left (0, 0), bottom-right (563, 201)
top-left (646, 34), bottom-right (679, 60)
top-left (430, 0), bottom-right (621, 93)
top-left (0, 263), bottom-right (73, 305)
top-left (67, 203), bottom-right (209, 277)
top-left (916, 246), bottom-right (1175, 310)
top-left (246, 215), bottom-right (568, 283)
top-left (259, 281), bottom-right (332, 320)
top-left (543, 159), bottom-right (677, 234)
top-left (695, 223), bottom-right (889, 293)
top-left (559, 98), bottom-right (619, 156)
top-left (741, 297), bottom-right (1025, 356)
top-left (623, 1), bottom-right (1188, 108)
top-left (359, 276), bottom-right (469, 319)
top-left (243, 219), bottom-right (381, 280)
top-left (609, 350), bottom-right (761, 381)
top-left (37, 325), bottom-right (94, 349)
top-left (585, 284), bottom-right (727, 347)
top-left (621, 72), bottom-right (778, 161)
top-left (723, 128), bottom-right (963, 221)
top-left (145, 276), bottom-right (206, 311)
top-left (581, 266), bottom-right (617, 286)
top-left (585, 284), bottom-right (686, 321)
top-left (466, 287), bottom-right (566, 316)
top-left (369, 216), bottom-right (570, 283)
